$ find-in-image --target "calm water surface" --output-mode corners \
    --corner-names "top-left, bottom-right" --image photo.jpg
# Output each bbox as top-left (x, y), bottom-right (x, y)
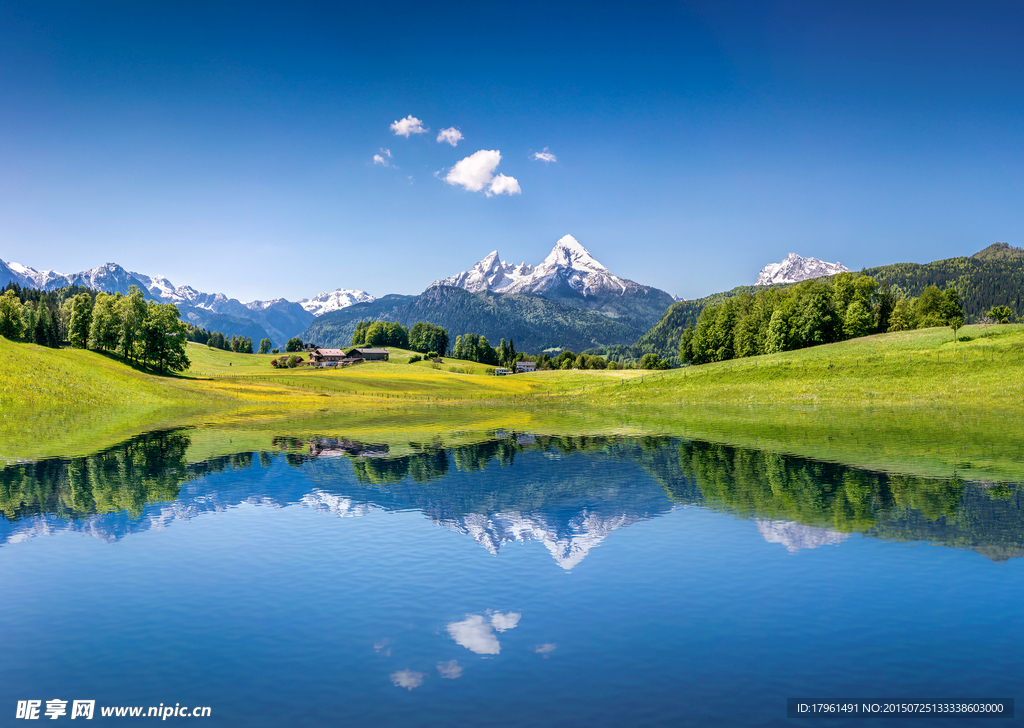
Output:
top-left (2, 430), bottom-right (1022, 726)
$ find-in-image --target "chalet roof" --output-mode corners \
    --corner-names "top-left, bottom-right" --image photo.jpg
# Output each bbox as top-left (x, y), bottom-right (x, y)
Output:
top-left (312, 348), bottom-right (346, 357)
top-left (350, 348), bottom-right (389, 354)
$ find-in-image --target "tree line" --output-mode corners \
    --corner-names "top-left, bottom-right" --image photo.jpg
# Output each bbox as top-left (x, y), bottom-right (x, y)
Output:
top-left (0, 283), bottom-right (99, 348)
top-left (346, 320), bottom-right (450, 357)
top-left (63, 286), bottom-right (191, 373)
top-left (1, 282), bottom-right (274, 372)
top-left (679, 273), bottom-right (969, 365)
top-left (185, 324), bottom-right (269, 354)
top-left (340, 319), bottom-right (676, 370)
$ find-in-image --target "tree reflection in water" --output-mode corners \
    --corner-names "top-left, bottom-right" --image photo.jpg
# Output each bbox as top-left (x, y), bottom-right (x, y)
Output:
top-left (2, 429), bottom-right (1023, 560)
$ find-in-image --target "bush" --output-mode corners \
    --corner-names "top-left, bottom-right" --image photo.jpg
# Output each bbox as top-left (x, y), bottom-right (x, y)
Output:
top-left (271, 348), bottom-right (279, 354)
top-left (639, 353), bottom-right (671, 370)
top-left (408, 355), bottom-right (422, 364)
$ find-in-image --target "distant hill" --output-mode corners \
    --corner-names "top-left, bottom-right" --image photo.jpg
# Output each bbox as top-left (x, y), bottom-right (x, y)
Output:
top-left (862, 255), bottom-right (1024, 320)
top-left (972, 242), bottom-right (1024, 261)
top-left (190, 313), bottom-right (273, 346)
top-left (300, 285), bottom-right (646, 352)
top-left (614, 245), bottom-right (1024, 363)
top-left (296, 294), bottom-right (417, 346)
top-left (587, 285), bottom-right (786, 365)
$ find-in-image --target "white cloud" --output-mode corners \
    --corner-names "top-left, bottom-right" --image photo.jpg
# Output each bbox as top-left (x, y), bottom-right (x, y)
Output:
top-left (444, 149), bottom-right (520, 196)
top-left (390, 669), bottom-right (425, 691)
top-left (437, 127), bottom-right (464, 146)
top-left (445, 150), bottom-right (501, 192)
top-left (534, 643), bottom-right (557, 658)
top-left (487, 174), bottom-right (521, 197)
top-left (447, 614), bottom-right (501, 655)
top-left (390, 115), bottom-right (427, 137)
top-left (373, 148), bottom-right (393, 166)
top-left (531, 147), bottom-right (557, 163)
top-left (490, 611), bottom-right (521, 632)
top-left (437, 660), bottom-right (463, 679)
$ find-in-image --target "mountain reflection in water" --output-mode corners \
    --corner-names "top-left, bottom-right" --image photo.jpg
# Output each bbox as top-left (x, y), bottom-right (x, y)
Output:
top-left (2, 429), bottom-right (1024, 563)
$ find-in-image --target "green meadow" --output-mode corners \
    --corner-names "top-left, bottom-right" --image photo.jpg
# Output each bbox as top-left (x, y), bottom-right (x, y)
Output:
top-left (3, 326), bottom-right (1023, 481)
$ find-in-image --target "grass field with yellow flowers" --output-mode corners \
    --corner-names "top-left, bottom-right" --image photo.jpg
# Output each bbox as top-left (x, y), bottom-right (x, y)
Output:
top-left (3, 325), bottom-right (1023, 480)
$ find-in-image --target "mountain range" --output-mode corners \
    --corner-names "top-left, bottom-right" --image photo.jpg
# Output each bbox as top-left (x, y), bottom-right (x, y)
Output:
top-left (9, 240), bottom-right (1010, 358)
top-left (434, 235), bottom-right (677, 332)
top-left (1, 234), bottom-right (672, 350)
top-left (302, 236), bottom-right (678, 351)
top-left (0, 258), bottom-right (376, 348)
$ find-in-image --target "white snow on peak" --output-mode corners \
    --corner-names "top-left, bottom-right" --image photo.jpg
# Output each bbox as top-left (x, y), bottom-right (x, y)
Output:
top-left (7, 261), bottom-right (39, 277)
top-left (130, 271), bottom-right (178, 299)
top-left (756, 253), bottom-right (851, 286)
top-left (299, 288), bottom-right (376, 317)
top-left (443, 508), bottom-right (643, 570)
top-left (432, 234), bottom-right (629, 298)
top-left (541, 234), bottom-right (608, 274)
top-left (756, 519), bottom-right (851, 552)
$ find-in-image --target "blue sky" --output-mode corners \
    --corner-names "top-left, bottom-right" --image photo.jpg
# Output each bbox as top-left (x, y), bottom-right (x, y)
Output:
top-left (2, 1), bottom-right (1023, 302)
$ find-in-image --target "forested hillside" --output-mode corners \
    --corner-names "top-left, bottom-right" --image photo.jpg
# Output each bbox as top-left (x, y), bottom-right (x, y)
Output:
top-left (301, 285), bottom-right (644, 353)
top-left (588, 285), bottom-right (788, 365)
top-left (972, 242), bottom-right (1024, 261)
top-left (616, 247), bottom-right (1024, 363)
top-left (862, 255), bottom-right (1024, 319)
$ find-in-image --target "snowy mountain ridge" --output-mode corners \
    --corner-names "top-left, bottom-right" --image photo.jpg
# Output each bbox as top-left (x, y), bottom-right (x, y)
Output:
top-left (299, 288), bottom-right (377, 317)
top-left (0, 257), bottom-right (371, 346)
top-left (434, 234), bottom-right (630, 298)
top-left (756, 253), bottom-right (851, 286)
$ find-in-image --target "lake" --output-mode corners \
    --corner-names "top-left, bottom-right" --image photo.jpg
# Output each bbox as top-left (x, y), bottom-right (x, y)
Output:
top-left (2, 428), bottom-right (1021, 726)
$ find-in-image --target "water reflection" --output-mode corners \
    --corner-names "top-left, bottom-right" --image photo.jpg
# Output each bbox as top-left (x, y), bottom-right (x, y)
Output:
top-left (447, 611), bottom-right (522, 655)
top-left (3, 429), bottom-right (1024, 562)
top-left (389, 669), bottom-right (425, 691)
top-left (436, 660), bottom-right (462, 679)
top-left (755, 519), bottom-right (850, 552)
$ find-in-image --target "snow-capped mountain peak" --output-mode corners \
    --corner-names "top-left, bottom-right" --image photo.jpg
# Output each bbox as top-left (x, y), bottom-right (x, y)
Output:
top-left (433, 234), bottom-right (630, 298)
top-left (755, 253), bottom-right (851, 286)
top-left (299, 288), bottom-right (376, 317)
top-left (540, 234), bottom-right (608, 274)
top-left (1, 255), bottom-right (371, 347)
top-left (130, 271), bottom-right (178, 300)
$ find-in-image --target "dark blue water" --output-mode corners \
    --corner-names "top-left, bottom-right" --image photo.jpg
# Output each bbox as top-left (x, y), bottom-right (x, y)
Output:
top-left (1, 432), bottom-right (1021, 726)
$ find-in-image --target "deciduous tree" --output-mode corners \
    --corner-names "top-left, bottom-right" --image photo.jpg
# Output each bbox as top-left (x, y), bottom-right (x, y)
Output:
top-left (69, 293), bottom-right (93, 348)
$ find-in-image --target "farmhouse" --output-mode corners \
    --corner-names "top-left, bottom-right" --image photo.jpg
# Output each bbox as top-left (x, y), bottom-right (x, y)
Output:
top-left (346, 348), bottom-right (390, 361)
top-left (307, 346), bottom-right (389, 367)
top-left (516, 361), bottom-right (536, 372)
top-left (308, 347), bottom-right (347, 364)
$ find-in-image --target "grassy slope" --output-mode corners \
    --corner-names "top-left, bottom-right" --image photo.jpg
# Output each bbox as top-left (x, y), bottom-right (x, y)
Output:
top-left (552, 324), bottom-right (1024, 480)
top-left (4, 328), bottom-right (1024, 480)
